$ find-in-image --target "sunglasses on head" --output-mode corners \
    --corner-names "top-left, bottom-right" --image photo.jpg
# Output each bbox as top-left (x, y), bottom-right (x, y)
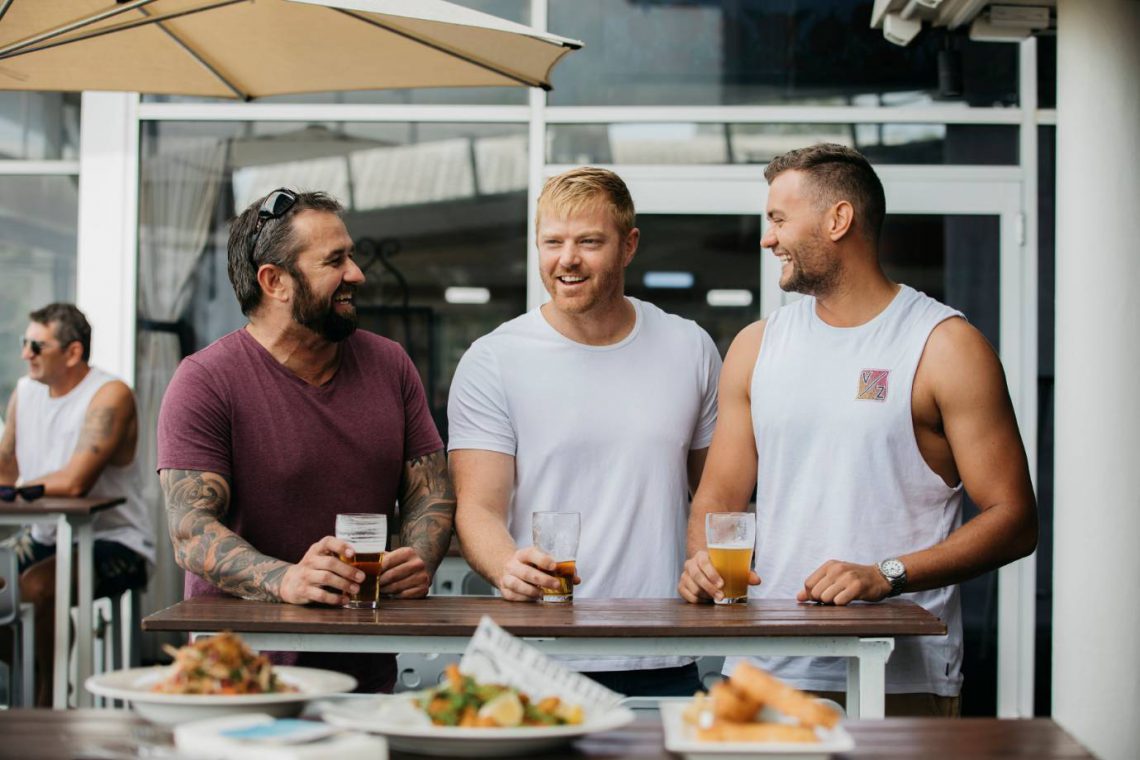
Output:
top-left (21, 337), bottom-right (58, 356)
top-left (0, 484), bottom-right (45, 502)
top-left (248, 188), bottom-right (298, 269)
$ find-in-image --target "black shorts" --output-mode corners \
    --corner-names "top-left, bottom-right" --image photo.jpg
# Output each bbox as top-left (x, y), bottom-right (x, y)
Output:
top-left (5, 528), bottom-right (148, 599)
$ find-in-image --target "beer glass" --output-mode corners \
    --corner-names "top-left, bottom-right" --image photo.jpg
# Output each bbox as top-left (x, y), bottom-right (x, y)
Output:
top-left (705, 512), bottom-right (756, 605)
top-left (531, 511), bottom-right (580, 604)
top-left (335, 513), bottom-right (387, 609)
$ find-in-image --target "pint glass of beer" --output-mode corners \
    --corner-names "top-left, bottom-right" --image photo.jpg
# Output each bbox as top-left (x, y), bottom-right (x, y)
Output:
top-left (705, 512), bottom-right (756, 605)
top-left (335, 513), bottom-right (387, 609)
top-left (532, 511), bottom-right (579, 604)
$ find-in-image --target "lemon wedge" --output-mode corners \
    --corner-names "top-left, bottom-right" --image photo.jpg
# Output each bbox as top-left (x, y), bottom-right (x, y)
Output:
top-left (477, 691), bottom-right (524, 727)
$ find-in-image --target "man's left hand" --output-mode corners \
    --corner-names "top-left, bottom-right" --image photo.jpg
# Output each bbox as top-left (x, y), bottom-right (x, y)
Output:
top-left (796, 560), bottom-right (892, 605)
top-left (378, 546), bottom-right (431, 598)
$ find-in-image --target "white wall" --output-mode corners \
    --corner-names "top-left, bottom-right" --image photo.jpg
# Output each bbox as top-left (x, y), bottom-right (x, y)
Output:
top-left (76, 92), bottom-right (139, 384)
top-left (1053, 2), bottom-right (1140, 758)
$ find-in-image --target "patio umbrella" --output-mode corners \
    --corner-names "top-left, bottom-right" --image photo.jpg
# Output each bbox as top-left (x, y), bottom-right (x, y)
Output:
top-left (0, 0), bottom-right (581, 99)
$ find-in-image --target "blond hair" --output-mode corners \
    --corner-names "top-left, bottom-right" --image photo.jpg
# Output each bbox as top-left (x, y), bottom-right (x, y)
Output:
top-left (535, 167), bottom-right (635, 238)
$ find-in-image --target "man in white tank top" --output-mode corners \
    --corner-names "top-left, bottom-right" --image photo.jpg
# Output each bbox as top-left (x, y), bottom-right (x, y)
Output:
top-left (450, 168), bottom-right (721, 696)
top-left (0, 303), bottom-right (153, 704)
top-left (677, 144), bottom-right (1038, 716)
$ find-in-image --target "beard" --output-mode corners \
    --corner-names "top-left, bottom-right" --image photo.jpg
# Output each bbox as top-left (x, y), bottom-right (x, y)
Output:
top-left (291, 272), bottom-right (357, 342)
top-left (779, 235), bottom-right (841, 297)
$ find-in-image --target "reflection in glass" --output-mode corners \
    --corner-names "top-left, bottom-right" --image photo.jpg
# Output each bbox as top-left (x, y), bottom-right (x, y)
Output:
top-left (0, 93), bottom-right (80, 160)
top-left (626, 214), bottom-right (760, 358)
top-left (0, 176), bottom-right (78, 403)
top-left (549, 123), bottom-right (1017, 166)
top-left (139, 120), bottom-right (528, 440)
top-left (549, 0), bottom-right (1018, 108)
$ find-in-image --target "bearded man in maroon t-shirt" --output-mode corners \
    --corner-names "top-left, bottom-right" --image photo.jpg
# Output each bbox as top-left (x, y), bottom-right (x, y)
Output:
top-left (156, 188), bottom-right (455, 692)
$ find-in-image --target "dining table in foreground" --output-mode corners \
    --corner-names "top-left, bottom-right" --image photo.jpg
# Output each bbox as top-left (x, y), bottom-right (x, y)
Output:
top-left (0, 495), bottom-right (124, 709)
top-left (143, 595), bottom-right (946, 719)
top-left (0, 709), bottom-right (1097, 759)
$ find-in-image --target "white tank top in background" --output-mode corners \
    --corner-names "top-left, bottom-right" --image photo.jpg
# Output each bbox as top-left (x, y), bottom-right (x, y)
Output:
top-left (726, 285), bottom-right (965, 696)
top-left (15, 367), bottom-right (156, 565)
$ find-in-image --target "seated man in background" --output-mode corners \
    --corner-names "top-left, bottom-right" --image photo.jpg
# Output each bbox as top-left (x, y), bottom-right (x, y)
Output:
top-left (0, 302), bottom-right (154, 705)
top-left (449, 167), bottom-right (721, 696)
top-left (157, 188), bottom-right (455, 693)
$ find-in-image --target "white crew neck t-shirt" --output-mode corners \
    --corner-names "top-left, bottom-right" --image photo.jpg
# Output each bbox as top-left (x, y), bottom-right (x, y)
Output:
top-left (448, 297), bottom-right (721, 672)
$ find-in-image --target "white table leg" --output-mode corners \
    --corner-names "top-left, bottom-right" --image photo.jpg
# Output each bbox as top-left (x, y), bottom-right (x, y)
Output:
top-left (52, 517), bottom-right (72, 710)
top-left (848, 638), bottom-right (894, 719)
top-left (75, 517), bottom-right (94, 708)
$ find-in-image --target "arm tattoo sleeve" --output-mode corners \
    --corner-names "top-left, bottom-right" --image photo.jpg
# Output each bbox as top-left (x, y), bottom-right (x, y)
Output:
top-left (398, 449), bottom-right (457, 572)
top-left (160, 468), bottom-right (290, 602)
top-left (77, 406), bottom-right (116, 455)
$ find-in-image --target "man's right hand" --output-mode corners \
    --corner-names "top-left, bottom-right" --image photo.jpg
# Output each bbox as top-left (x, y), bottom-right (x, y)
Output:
top-left (678, 550), bottom-right (761, 603)
top-left (278, 536), bottom-right (364, 606)
top-left (498, 546), bottom-right (578, 602)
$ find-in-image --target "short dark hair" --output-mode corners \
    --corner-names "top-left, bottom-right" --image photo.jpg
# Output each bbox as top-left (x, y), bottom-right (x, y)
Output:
top-left (227, 190), bottom-right (345, 316)
top-left (29, 303), bottom-right (91, 362)
top-left (764, 143), bottom-right (886, 244)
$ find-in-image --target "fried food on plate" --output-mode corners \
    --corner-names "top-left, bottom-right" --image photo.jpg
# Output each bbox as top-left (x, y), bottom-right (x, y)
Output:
top-left (696, 721), bottom-right (818, 743)
top-left (727, 661), bottom-right (840, 729)
top-left (709, 680), bottom-right (761, 723)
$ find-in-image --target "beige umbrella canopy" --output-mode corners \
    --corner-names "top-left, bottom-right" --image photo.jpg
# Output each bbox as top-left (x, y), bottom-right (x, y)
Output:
top-left (0, 0), bottom-right (581, 99)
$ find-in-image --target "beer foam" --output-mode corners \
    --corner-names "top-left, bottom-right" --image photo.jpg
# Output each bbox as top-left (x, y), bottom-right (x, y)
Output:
top-left (708, 543), bottom-right (752, 550)
top-left (349, 541), bottom-right (386, 554)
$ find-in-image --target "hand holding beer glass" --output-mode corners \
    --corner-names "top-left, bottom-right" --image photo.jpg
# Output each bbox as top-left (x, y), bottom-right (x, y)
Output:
top-left (531, 511), bottom-right (579, 604)
top-left (335, 513), bottom-right (387, 609)
top-left (706, 512), bottom-right (756, 605)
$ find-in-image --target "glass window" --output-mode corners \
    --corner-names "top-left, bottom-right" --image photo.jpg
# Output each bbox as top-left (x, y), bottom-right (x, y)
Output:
top-left (549, 123), bottom-right (1018, 165)
top-left (0, 93), bottom-right (80, 160)
top-left (142, 0), bottom-right (529, 106)
top-left (881, 211), bottom-right (1001, 716)
top-left (139, 120), bottom-right (528, 439)
top-left (0, 176), bottom-right (79, 404)
top-left (627, 214), bottom-right (761, 357)
top-left (548, 0), bottom-right (1019, 108)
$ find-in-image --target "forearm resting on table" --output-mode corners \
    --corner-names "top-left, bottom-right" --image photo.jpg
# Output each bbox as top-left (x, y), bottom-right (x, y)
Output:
top-left (899, 499), bottom-right (1037, 593)
top-left (161, 468), bottom-right (290, 602)
top-left (398, 450), bottom-right (457, 574)
top-left (456, 501), bottom-right (520, 587)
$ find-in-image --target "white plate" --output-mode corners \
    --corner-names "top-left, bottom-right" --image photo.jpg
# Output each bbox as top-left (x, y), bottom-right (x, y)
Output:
top-left (321, 693), bottom-right (636, 757)
top-left (85, 666), bottom-right (357, 726)
top-left (660, 701), bottom-right (855, 760)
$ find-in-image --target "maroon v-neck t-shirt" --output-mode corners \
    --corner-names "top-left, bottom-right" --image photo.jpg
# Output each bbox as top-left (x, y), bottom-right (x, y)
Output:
top-left (157, 328), bottom-right (443, 692)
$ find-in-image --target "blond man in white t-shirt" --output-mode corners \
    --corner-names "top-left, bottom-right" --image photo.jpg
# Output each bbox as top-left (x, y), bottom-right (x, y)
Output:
top-left (448, 167), bottom-right (721, 696)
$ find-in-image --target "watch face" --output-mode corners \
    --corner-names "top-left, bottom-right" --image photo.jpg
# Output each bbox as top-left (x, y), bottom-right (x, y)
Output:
top-left (881, 559), bottom-right (904, 578)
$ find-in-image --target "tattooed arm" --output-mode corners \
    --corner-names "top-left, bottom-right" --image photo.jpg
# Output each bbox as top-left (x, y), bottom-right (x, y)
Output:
top-left (25, 380), bottom-right (137, 497)
top-left (379, 448), bottom-right (456, 598)
top-left (0, 390), bottom-right (18, 485)
top-left (160, 468), bottom-right (364, 604)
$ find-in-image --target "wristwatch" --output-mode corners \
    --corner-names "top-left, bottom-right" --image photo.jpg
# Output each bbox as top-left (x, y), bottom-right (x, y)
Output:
top-left (878, 558), bottom-right (907, 597)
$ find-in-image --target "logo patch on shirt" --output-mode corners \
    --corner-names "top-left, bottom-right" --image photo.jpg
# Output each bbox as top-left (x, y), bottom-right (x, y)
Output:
top-left (856, 369), bottom-right (889, 401)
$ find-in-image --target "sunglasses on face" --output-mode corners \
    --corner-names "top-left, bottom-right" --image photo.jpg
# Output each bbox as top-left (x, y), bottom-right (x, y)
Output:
top-left (248, 188), bottom-right (298, 269)
top-left (0, 484), bottom-right (45, 502)
top-left (21, 337), bottom-right (58, 356)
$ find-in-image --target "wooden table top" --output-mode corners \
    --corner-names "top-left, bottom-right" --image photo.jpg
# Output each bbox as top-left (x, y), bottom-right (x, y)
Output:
top-left (0, 495), bottom-right (124, 517)
top-left (144, 595), bottom-right (947, 637)
top-left (0, 711), bottom-right (1095, 759)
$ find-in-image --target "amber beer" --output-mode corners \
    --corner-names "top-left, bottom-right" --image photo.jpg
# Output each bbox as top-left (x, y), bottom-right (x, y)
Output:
top-left (708, 545), bottom-right (753, 604)
top-left (543, 560), bottom-right (576, 604)
top-left (340, 550), bottom-right (385, 609)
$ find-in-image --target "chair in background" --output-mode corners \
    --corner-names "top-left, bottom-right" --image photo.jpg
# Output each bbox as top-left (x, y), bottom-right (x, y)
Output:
top-left (0, 547), bottom-right (34, 707)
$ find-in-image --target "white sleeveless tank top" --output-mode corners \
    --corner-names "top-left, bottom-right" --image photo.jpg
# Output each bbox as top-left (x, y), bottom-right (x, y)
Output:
top-left (16, 368), bottom-right (155, 564)
top-left (725, 285), bottom-right (964, 696)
